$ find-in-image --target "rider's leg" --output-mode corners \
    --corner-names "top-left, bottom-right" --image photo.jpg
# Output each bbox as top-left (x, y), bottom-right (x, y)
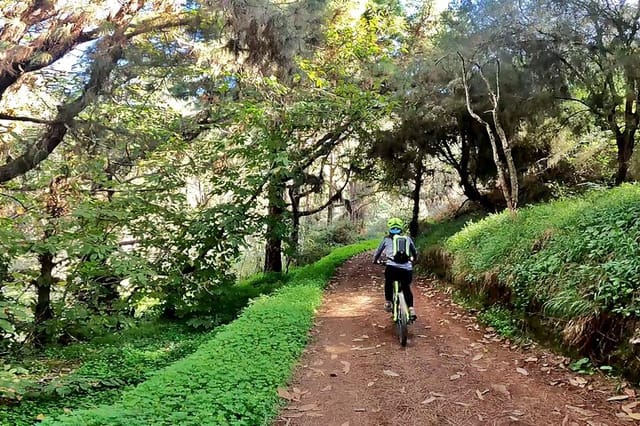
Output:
top-left (400, 269), bottom-right (414, 307)
top-left (400, 269), bottom-right (417, 319)
top-left (384, 266), bottom-right (399, 311)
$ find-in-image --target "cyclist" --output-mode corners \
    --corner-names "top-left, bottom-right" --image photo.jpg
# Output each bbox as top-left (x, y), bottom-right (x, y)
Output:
top-left (373, 217), bottom-right (418, 320)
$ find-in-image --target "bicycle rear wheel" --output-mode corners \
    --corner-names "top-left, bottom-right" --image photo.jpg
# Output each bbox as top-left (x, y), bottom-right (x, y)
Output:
top-left (397, 293), bottom-right (408, 347)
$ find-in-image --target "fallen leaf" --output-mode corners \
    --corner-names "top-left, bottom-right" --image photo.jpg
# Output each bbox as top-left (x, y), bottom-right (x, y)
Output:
top-left (516, 367), bottom-right (529, 376)
top-left (512, 410), bottom-right (524, 416)
top-left (331, 354), bottom-right (338, 360)
top-left (454, 402), bottom-right (471, 407)
top-left (450, 374), bottom-right (461, 380)
top-left (36, 414), bottom-right (45, 421)
top-left (277, 388), bottom-right (295, 401)
top-left (430, 392), bottom-right (446, 397)
top-left (305, 412), bottom-right (324, 417)
top-left (321, 385), bottom-right (332, 392)
top-left (367, 381), bottom-right (374, 387)
top-left (622, 401), bottom-right (640, 414)
top-left (341, 361), bottom-right (351, 374)
top-left (309, 367), bottom-right (325, 376)
top-left (282, 413), bottom-right (305, 418)
top-left (297, 404), bottom-right (319, 411)
top-left (473, 354), bottom-right (484, 361)
top-left (566, 405), bottom-right (596, 417)
top-left (383, 370), bottom-right (400, 377)
top-left (525, 357), bottom-right (539, 362)
top-left (492, 384), bottom-right (511, 398)
top-left (421, 396), bottom-right (437, 404)
top-left (476, 389), bottom-right (484, 400)
top-left (628, 413), bottom-right (640, 420)
top-left (607, 395), bottom-right (630, 402)
top-left (568, 376), bottom-right (588, 387)
top-left (354, 408), bottom-right (366, 412)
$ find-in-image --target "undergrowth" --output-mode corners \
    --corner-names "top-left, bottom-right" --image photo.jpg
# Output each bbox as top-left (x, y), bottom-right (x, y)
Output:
top-left (0, 323), bottom-right (209, 426)
top-left (43, 240), bottom-right (376, 425)
top-left (423, 184), bottom-right (640, 380)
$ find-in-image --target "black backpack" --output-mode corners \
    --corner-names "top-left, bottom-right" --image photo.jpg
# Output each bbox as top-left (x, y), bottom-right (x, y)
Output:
top-left (392, 235), bottom-right (411, 263)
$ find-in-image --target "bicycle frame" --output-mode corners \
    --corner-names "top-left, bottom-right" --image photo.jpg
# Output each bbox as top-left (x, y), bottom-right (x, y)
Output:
top-left (392, 280), bottom-right (410, 346)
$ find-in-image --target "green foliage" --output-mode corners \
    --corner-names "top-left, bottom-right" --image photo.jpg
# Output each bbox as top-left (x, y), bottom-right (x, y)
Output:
top-left (45, 241), bottom-right (372, 425)
top-left (448, 185), bottom-right (640, 318)
top-left (476, 306), bottom-right (521, 340)
top-left (297, 220), bottom-right (362, 265)
top-left (416, 213), bottom-right (485, 251)
top-left (569, 357), bottom-right (594, 375)
top-left (0, 322), bottom-right (209, 425)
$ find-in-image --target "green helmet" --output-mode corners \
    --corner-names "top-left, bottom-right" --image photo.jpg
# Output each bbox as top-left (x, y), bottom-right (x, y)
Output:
top-left (387, 217), bottom-right (404, 234)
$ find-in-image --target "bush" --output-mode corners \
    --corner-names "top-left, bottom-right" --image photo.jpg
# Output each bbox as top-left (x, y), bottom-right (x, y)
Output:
top-left (436, 184), bottom-right (640, 378)
top-left (297, 220), bottom-right (362, 265)
top-left (45, 240), bottom-right (376, 425)
top-left (446, 185), bottom-right (640, 319)
top-left (0, 322), bottom-right (208, 426)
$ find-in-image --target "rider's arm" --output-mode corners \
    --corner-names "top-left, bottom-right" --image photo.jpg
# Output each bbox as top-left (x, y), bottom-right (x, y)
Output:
top-left (373, 239), bottom-right (386, 263)
top-left (409, 238), bottom-right (418, 261)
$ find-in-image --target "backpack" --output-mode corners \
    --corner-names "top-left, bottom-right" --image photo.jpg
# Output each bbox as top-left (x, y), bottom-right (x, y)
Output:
top-left (391, 235), bottom-right (411, 264)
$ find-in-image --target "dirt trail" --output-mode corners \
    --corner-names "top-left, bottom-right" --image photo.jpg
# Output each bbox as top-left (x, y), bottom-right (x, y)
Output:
top-left (275, 253), bottom-right (638, 426)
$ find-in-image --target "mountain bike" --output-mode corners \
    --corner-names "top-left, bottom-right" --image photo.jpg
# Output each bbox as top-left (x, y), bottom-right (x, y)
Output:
top-left (392, 278), bottom-right (411, 347)
top-left (375, 261), bottom-right (413, 347)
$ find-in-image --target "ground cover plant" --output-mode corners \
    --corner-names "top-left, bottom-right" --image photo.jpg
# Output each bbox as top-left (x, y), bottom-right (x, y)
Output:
top-left (427, 185), bottom-right (640, 379)
top-left (43, 240), bottom-right (376, 425)
top-left (0, 323), bottom-right (209, 426)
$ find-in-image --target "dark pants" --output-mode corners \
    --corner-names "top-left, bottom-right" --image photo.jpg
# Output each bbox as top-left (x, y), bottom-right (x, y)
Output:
top-left (385, 265), bottom-right (414, 307)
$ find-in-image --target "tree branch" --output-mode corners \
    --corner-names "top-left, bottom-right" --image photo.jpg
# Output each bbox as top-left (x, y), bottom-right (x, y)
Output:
top-left (0, 37), bottom-right (125, 184)
top-left (0, 113), bottom-right (61, 125)
top-left (298, 168), bottom-right (352, 217)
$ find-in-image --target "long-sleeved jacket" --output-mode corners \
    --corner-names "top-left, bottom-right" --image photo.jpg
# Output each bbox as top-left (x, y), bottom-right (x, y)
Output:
top-left (373, 234), bottom-right (418, 271)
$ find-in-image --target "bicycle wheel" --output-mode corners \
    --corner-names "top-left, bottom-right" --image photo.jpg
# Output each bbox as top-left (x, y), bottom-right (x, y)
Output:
top-left (397, 293), bottom-right (409, 347)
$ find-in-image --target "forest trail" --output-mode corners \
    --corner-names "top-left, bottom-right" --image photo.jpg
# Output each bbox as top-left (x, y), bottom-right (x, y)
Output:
top-left (275, 253), bottom-right (636, 426)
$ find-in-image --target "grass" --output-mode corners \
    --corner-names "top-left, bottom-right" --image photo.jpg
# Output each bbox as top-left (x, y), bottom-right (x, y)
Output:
top-left (0, 323), bottom-right (209, 426)
top-left (42, 240), bottom-right (377, 425)
top-left (420, 184), bottom-right (640, 380)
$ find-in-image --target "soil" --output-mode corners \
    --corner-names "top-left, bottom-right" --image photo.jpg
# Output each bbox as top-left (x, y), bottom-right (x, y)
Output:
top-left (274, 253), bottom-right (639, 426)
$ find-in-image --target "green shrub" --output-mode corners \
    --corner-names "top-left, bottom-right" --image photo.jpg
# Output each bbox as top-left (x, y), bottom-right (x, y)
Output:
top-left (0, 322), bottom-right (208, 426)
top-left (430, 185), bottom-right (640, 379)
top-left (45, 240), bottom-right (375, 426)
top-left (297, 220), bottom-right (363, 265)
top-left (446, 185), bottom-right (640, 319)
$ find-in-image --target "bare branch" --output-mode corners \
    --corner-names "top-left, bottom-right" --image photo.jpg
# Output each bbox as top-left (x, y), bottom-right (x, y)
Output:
top-left (0, 113), bottom-right (60, 125)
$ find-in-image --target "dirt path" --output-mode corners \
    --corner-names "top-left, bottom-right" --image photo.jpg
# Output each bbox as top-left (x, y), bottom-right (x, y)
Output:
top-left (275, 253), bottom-right (639, 426)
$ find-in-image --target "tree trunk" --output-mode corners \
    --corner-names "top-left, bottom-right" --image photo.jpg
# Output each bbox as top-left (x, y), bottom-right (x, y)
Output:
top-left (459, 55), bottom-right (517, 212)
top-left (409, 154), bottom-right (424, 239)
top-left (327, 154), bottom-right (335, 225)
top-left (34, 251), bottom-right (54, 347)
top-left (457, 127), bottom-right (495, 211)
top-left (287, 187), bottom-right (301, 272)
top-left (264, 180), bottom-right (285, 273)
top-left (613, 82), bottom-right (638, 185)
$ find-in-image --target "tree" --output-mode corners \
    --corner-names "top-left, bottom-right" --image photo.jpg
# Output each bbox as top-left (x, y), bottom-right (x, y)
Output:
top-left (459, 55), bottom-right (519, 212)
top-left (529, 0), bottom-right (640, 184)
